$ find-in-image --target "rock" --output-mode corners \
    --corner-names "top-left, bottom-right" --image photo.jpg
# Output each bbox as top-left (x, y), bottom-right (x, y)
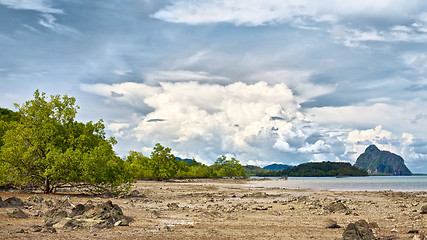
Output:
top-left (420, 205), bottom-right (427, 214)
top-left (29, 225), bottom-right (43, 232)
top-left (114, 219), bottom-right (129, 226)
top-left (342, 220), bottom-right (375, 240)
top-left (55, 218), bottom-right (110, 229)
top-left (326, 202), bottom-right (351, 214)
top-left (70, 203), bottom-right (93, 218)
top-left (325, 219), bottom-right (341, 228)
top-left (41, 227), bottom-right (57, 233)
top-left (413, 233), bottom-right (426, 240)
top-left (253, 205), bottom-right (269, 210)
top-left (391, 226), bottom-right (398, 233)
top-left (55, 196), bottom-right (75, 209)
top-left (408, 230), bottom-right (419, 234)
top-left (4, 196), bottom-right (26, 207)
top-left (27, 195), bottom-right (44, 204)
top-left (83, 200), bottom-right (125, 223)
top-left (7, 208), bottom-right (29, 218)
top-left (45, 208), bottom-right (68, 227)
top-left (167, 202), bottom-right (179, 210)
top-left (0, 197), bottom-right (3, 207)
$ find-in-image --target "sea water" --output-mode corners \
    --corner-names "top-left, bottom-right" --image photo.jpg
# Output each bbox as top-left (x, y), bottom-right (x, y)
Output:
top-left (248, 176), bottom-right (427, 192)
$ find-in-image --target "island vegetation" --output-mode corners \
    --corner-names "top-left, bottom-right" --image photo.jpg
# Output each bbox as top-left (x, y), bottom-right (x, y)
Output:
top-left (244, 162), bottom-right (368, 177)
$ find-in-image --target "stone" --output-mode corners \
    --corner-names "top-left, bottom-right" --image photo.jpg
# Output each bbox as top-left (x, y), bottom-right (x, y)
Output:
top-left (420, 205), bottom-right (427, 214)
top-left (55, 196), bottom-right (75, 209)
top-left (83, 200), bottom-right (125, 223)
top-left (7, 208), bottom-right (29, 219)
top-left (413, 233), bottom-right (426, 240)
top-left (167, 202), bottom-right (179, 210)
top-left (325, 219), bottom-right (341, 228)
top-left (41, 227), bottom-right (57, 233)
top-left (70, 203), bottom-right (93, 218)
top-left (0, 197), bottom-right (3, 207)
top-left (27, 195), bottom-right (44, 204)
top-left (45, 208), bottom-right (68, 227)
top-left (4, 196), bottom-right (26, 207)
top-left (114, 219), bottom-right (129, 227)
top-left (326, 202), bottom-right (351, 214)
top-left (29, 225), bottom-right (44, 232)
top-left (342, 219), bottom-right (375, 240)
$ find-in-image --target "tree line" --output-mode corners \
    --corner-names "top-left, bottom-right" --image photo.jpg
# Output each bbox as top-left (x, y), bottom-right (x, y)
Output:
top-left (0, 91), bottom-right (246, 195)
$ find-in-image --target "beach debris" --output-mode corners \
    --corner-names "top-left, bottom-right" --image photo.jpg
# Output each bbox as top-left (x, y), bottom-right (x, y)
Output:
top-left (7, 208), bottom-right (29, 218)
top-left (45, 200), bottom-right (131, 229)
top-left (325, 218), bottom-right (341, 228)
top-left (342, 219), bottom-right (375, 240)
top-left (420, 205), bottom-right (427, 214)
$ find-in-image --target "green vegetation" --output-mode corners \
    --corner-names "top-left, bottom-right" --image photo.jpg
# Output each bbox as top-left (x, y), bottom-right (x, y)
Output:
top-left (278, 162), bottom-right (368, 177)
top-left (0, 90), bottom-right (132, 194)
top-left (243, 165), bottom-right (281, 177)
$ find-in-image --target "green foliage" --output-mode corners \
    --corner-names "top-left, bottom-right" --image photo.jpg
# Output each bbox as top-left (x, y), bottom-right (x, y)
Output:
top-left (243, 165), bottom-right (280, 177)
top-left (278, 161), bottom-right (368, 177)
top-left (0, 90), bottom-right (132, 194)
top-left (125, 148), bottom-right (246, 179)
top-left (150, 143), bottom-right (179, 180)
top-left (212, 156), bottom-right (247, 178)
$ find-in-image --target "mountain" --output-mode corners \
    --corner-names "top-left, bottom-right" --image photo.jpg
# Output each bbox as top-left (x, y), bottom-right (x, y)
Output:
top-left (354, 145), bottom-right (412, 176)
top-left (278, 161), bottom-right (368, 177)
top-left (263, 163), bottom-right (292, 171)
top-left (243, 165), bottom-right (281, 176)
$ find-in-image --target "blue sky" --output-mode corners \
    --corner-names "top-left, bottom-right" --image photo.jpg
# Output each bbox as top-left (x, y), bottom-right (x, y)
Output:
top-left (1, 0), bottom-right (427, 172)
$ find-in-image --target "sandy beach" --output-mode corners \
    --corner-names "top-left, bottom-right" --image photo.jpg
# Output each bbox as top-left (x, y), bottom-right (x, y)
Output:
top-left (0, 178), bottom-right (426, 240)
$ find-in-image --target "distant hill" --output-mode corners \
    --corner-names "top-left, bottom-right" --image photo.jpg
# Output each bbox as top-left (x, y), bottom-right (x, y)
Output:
top-left (243, 165), bottom-right (281, 177)
top-left (263, 163), bottom-right (292, 171)
top-left (175, 157), bottom-right (201, 166)
top-left (278, 161), bottom-right (368, 177)
top-left (354, 145), bottom-right (412, 176)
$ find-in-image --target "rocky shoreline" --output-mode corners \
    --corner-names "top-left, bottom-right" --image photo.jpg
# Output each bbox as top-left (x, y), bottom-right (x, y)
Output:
top-left (0, 179), bottom-right (426, 239)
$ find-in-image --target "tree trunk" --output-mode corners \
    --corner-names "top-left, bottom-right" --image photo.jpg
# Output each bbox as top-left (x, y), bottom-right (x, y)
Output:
top-left (44, 177), bottom-right (51, 193)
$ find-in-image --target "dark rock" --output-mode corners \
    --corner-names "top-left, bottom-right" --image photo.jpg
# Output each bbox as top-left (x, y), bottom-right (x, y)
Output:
top-left (7, 208), bottom-right (29, 218)
top-left (55, 196), bottom-right (75, 209)
top-left (368, 222), bottom-right (379, 229)
top-left (408, 230), bottom-right (419, 234)
top-left (325, 219), bottom-right (341, 228)
top-left (29, 225), bottom-right (43, 232)
top-left (354, 145), bottom-right (412, 176)
top-left (45, 208), bottom-right (68, 227)
top-left (420, 205), bottom-right (427, 214)
top-left (27, 195), bottom-right (44, 204)
top-left (342, 220), bottom-right (375, 240)
top-left (83, 200), bottom-right (125, 223)
top-left (326, 202), bottom-right (351, 214)
top-left (70, 203), bottom-right (93, 218)
top-left (4, 196), bottom-right (26, 207)
top-left (0, 197), bottom-right (3, 207)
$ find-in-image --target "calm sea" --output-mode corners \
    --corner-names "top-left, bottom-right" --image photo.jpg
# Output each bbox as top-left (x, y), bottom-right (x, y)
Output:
top-left (248, 176), bottom-right (427, 192)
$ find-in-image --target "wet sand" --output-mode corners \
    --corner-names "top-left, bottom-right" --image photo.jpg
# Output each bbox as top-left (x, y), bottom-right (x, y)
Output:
top-left (0, 178), bottom-right (426, 239)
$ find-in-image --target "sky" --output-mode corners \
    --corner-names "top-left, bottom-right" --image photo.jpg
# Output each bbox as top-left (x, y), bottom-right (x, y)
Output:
top-left (1, 0), bottom-right (427, 172)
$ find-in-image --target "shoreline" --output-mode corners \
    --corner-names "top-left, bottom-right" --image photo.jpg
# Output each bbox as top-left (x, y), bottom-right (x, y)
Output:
top-left (1, 178), bottom-right (426, 239)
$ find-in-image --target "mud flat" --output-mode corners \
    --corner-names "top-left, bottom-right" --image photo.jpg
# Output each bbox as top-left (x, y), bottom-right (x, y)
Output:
top-left (1, 178), bottom-right (426, 239)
